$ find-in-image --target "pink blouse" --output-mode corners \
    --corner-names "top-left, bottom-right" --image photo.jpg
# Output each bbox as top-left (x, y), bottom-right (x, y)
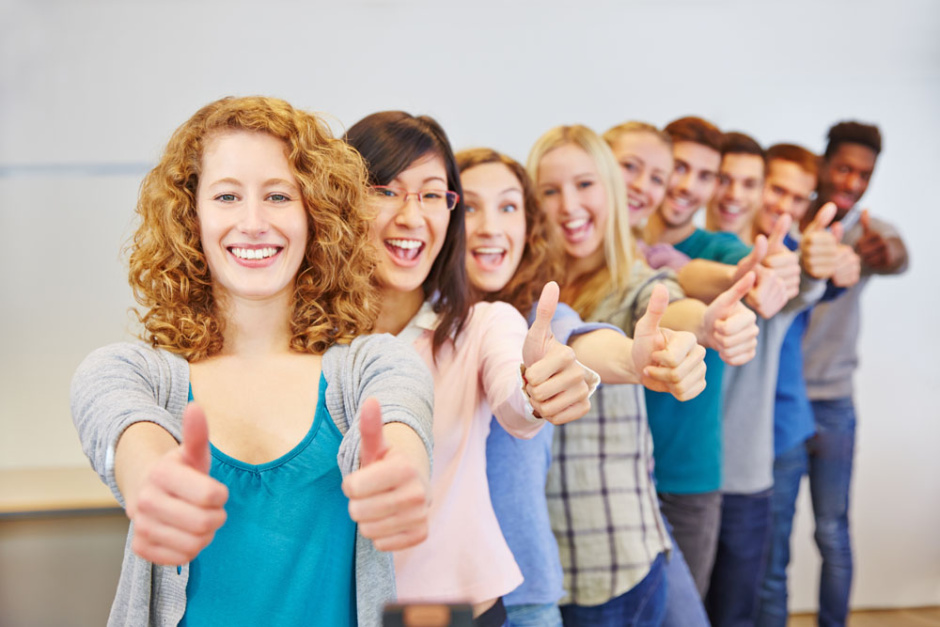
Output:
top-left (393, 300), bottom-right (543, 604)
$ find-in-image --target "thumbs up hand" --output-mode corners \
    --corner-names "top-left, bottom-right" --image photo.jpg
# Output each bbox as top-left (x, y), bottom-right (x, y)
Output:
top-left (521, 282), bottom-right (592, 426)
top-left (342, 398), bottom-right (430, 552)
top-left (745, 264), bottom-right (789, 319)
top-left (761, 214), bottom-right (801, 299)
top-left (800, 202), bottom-right (842, 279)
top-left (129, 403), bottom-right (229, 565)
top-left (855, 209), bottom-right (891, 270)
top-left (702, 272), bottom-right (760, 366)
top-left (831, 244), bottom-right (861, 288)
top-left (633, 284), bottom-right (707, 401)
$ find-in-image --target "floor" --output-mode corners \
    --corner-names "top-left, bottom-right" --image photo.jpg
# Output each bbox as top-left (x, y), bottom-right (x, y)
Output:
top-left (789, 606), bottom-right (940, 626)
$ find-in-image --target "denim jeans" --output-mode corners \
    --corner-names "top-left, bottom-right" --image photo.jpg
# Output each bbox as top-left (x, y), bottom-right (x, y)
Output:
top-left (505, 602), bottom-right (563, 627)
top-left (658, 491), bottom-right (722, 596)
top-left (807, 398), bottom-right (856, 627)
top-left (560, 553), bottom-right (667, 626)
top-left (756, 442), bottom-right (808, 627)
top-left (662, 523), bottom-right (710, 627)
top-left (705, 490), bottom-right (773, 627)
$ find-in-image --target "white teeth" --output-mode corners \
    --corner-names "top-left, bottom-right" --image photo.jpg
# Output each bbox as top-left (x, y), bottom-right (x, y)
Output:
top-left (231, 247), bottom-right (278, 260)
top-left (564, 218), bottom-right (589, 230)
top-left (721, 204), bottom-right (744, 215)
top-left (474, 247), bottom-right (505, 254)
top-left (673, 197), bottom-right (692, 208)
top-left (386, 239), bottom-right (422, 250)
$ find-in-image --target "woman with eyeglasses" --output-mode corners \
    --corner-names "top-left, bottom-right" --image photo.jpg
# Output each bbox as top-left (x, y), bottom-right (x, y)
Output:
top-left (345, 111), bottom-right (596, 626)
top-left (71, 97), bottom-right (435, 627)
top-left (456, 147), bottom-right (708, 627)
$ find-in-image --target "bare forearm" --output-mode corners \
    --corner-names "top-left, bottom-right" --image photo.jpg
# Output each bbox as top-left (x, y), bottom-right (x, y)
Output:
top-left (382, 422), bottom-right (430, 485)
top-left (114, 422), bottom-right (178, 511)
top-left (660, 298), bottom-right (708, 345)
top-left (568, 329), bottom-right (641, 384)
top-left (677, 260), bottom-right (736, 304)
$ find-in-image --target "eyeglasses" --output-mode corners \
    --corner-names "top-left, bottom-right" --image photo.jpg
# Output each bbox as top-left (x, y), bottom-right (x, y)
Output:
top-left (371, 185), bottom-right (459, 212)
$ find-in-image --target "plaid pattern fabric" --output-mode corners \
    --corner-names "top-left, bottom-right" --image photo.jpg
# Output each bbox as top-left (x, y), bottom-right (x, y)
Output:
top-left (547, 382), bottom-right (670, 606)
top-left (546, 262), bottom-right (682, 606)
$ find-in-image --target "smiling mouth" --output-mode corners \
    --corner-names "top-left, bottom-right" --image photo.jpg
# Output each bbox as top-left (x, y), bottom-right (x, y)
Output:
top-left (471, 247), bottom-right (506, 269)
top-left (561, 217), bottom-right (592, 242)
top-left (385, 238), bottom-right (424, 261)
top-left (719, 203), bottom-right (746, 217)
top-left (228, 246), bottom-right (282, 261)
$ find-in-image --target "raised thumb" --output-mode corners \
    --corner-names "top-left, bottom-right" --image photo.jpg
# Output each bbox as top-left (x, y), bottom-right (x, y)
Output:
top-left (767, 214), bottom-right (791, 252)
top-left (358, 398), bottom-right (388, 468)
top-left (715, 270), bottom-right (756, 313)
top-left (523, 281), bottom-right (559, 366)
top-left (735, 235), bottom-right (766, 281)
top-left (635, 283), bottom-right (669, 337)
top-left (860, 209), bottom-right (872, 233)
top-left (807, 202), bottom-right (837, 233)
top-left (181, 402), bottom-right (212, 474)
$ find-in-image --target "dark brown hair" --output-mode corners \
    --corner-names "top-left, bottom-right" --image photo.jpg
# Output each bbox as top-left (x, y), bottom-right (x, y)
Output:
top-left (664, 116), bottom-right (723, 152)
top-left (345, 111), bottom-right (470, 357)
top-left (824, 121), bottom-right (882, 159)
top-left (721, 131), bottom-right (764, 161)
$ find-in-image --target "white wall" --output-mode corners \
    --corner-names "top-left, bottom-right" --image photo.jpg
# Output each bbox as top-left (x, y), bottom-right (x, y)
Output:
top-left (2, 0), bottom-right (938, 613)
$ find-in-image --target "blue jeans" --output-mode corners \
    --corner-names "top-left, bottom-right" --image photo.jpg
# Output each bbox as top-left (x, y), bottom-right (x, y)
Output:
top-left (705, 490), bottom-right (773, 627)
top-left (756, 442), bottom-right (808, 627)
top-left (807, 398), bottom-right (856, 627)
top-left (560, 553), bottom-right (667, 626)
top-left (506, 602), bottom-right (563, 627)
top-left (662, 524), bottom-right (710, 627)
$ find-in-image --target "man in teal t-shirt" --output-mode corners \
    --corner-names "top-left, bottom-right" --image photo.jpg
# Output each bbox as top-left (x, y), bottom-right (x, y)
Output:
top-left (642, 117), bottom-right (751, 596)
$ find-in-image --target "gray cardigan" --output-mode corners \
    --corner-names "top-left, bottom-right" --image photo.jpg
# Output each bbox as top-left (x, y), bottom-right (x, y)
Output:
top-left (71, 335), bottom-right (434, 627)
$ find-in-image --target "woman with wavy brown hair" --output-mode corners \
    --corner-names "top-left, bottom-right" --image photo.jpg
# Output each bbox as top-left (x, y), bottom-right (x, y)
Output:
top-left (71, 96), bottom-right (434, 627)
top-left (458, 147), bottom-right (708, 627)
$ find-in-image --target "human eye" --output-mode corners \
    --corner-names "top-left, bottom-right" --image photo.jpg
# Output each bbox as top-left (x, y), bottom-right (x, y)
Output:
top-left (500, 202), bottom-right (519, 213)
top-left (675, 162), bottom-right (688, 174)
top-left (701, 172), bottom-right (716, 183)
top-left (577, 180), bottom-right (594, 190)
top-left (421, 190), bottom-right (445, 201)
top-left (540, 187), bottom-right (557, 197)
top-left (719, 174), bottom-right (731, 186)
top-left (373, 186), bottom-right (400, 198)
top-left (621, 161), bottom-right (638, 172)
top-left (465, 203), bottom-right (478, 214)
top-left (215, 193), bottom-right (237, 202)
top-left (267, 192), bottom-right (291, 203)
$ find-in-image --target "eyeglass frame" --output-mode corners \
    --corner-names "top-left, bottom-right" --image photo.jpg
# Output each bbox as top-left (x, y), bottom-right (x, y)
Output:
top-left (370, 185), bottom-right (460, 211)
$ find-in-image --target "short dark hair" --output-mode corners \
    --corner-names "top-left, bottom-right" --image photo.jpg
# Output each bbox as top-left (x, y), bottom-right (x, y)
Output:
top-left (345, 111), bottom-right (470, 357)
top-left (721, 131), bottom-right (764, 161)
top-left (825, 121), bottom-right (882, 159)
top-left (765, 143), bottom-right (820, 179)
top-left (664, 116), bottom-right (723, 152)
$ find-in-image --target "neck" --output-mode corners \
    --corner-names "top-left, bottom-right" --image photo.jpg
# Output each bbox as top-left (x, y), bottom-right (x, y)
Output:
top-left (217, 291), bottom-right (295, 358)
top-left (565, 248), bottom-right (606, 287)
top-left (645, 212), bottom-right (696, 246)
top-left (375, 286), bottom-right (425, 336)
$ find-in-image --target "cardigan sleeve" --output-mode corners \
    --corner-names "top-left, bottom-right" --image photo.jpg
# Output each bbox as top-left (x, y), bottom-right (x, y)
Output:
top-left (70, 342), bottom-right (189, 508)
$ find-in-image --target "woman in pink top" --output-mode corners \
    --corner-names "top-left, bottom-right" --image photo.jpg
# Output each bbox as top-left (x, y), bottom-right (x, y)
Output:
top-left (345, 112), bottom-right (595, 625)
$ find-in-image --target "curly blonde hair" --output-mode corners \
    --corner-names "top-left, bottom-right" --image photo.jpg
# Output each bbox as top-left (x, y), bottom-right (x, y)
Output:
top-left (129, 96), bottom-right (378, 360)
top-left (456, 147), bottom-right (564, 317)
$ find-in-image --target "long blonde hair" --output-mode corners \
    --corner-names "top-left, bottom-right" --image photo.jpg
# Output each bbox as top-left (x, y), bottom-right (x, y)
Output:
top-left (526, 124), bottom-right (635, 318)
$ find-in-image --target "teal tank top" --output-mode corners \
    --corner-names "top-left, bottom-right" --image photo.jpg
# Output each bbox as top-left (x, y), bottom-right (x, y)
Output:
top-left (180, 373), bottom-right (357, 626)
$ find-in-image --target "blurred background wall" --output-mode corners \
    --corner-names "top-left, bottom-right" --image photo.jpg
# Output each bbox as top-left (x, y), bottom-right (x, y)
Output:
top-left (1, 0), bottom-right (938, 622)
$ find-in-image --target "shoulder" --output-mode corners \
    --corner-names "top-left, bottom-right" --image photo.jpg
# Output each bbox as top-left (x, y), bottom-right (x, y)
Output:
top-left (468, 300), bottom-right (527, 331)
top-left (74, 342), bottom-right (186, 384)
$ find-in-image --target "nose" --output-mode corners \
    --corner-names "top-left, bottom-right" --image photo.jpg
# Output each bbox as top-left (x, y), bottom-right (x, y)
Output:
top-left (394, 193), bottom-right (424, 228)
top-left (238, 196), bottom-right (269, 236)
top-left (844, 172), bottom-right (862, 193)
top-left (778, 195), bottom-right (793, 216)
top-left (477, 205), bottom-right (500, 235)
top-left (559, 186), bottom-right (578, 215)
top-left (630, 171), bottom-right (650, 195)
top-left (676, 170), bottom-right (694, 194)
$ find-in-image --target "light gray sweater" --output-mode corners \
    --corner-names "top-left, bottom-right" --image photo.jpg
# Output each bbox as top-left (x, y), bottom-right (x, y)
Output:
top-left (71, 335), bottom-right (434, 627)
top-left (720, 271), bottom-right (826, 494)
